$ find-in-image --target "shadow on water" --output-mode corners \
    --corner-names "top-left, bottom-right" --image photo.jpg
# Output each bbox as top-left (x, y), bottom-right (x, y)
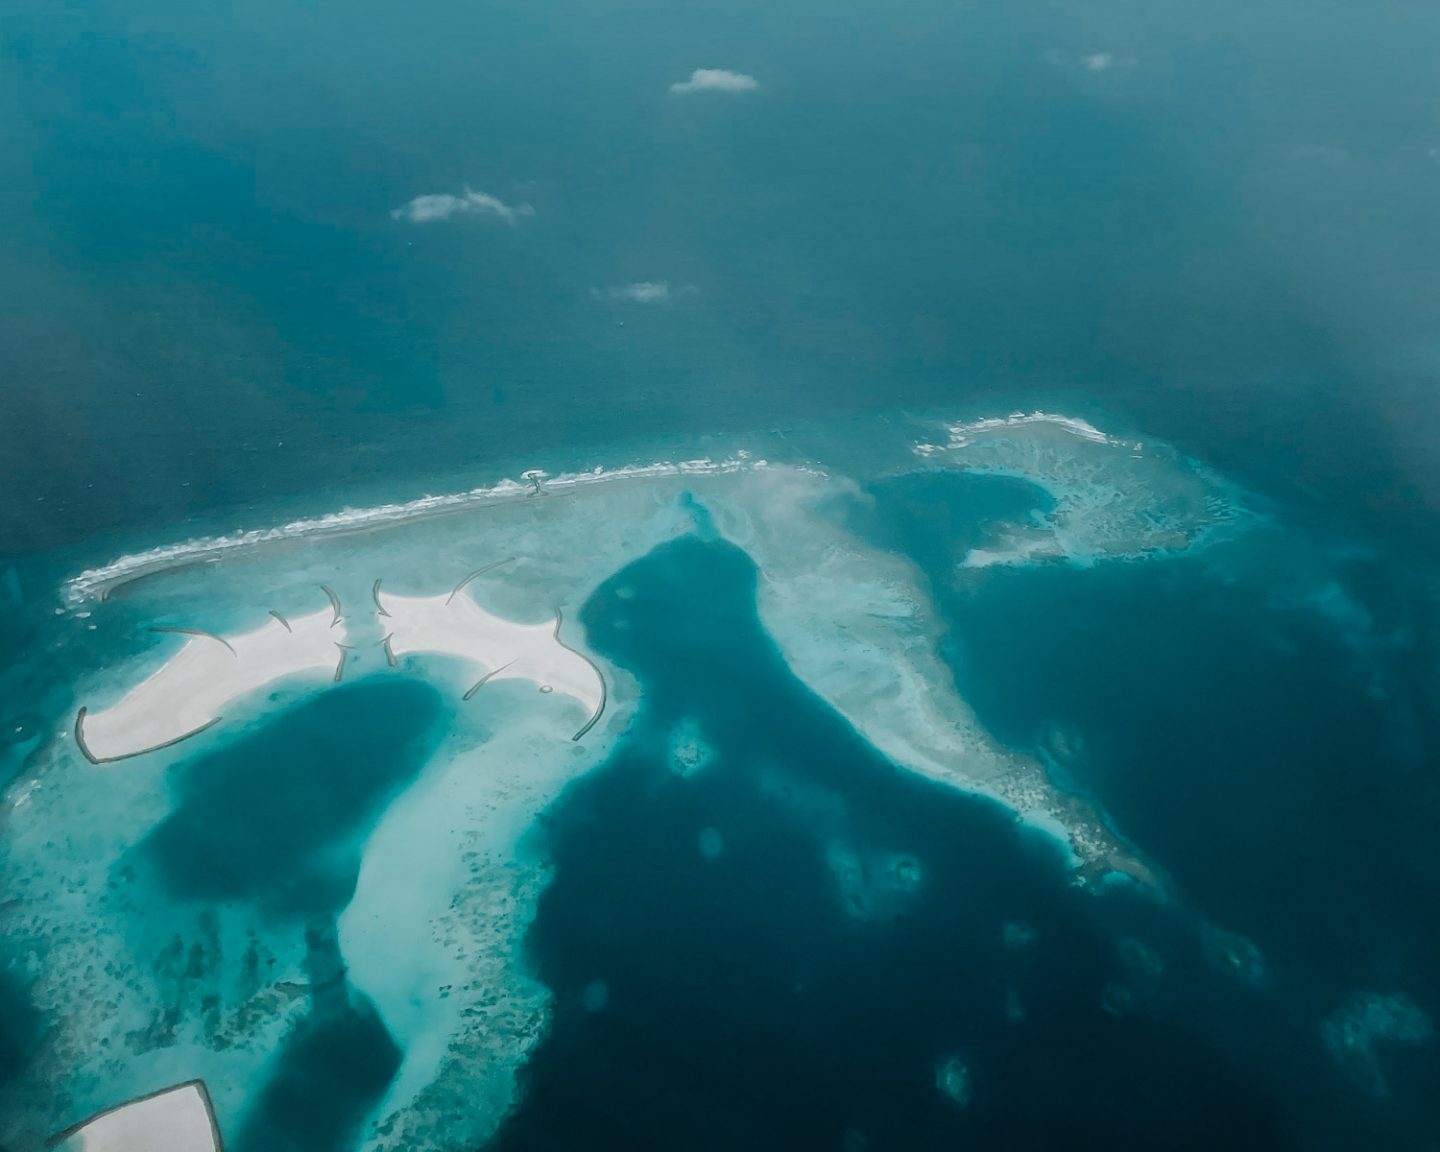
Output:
top-left (486, 532), bottom-right (1356, 1152)
top-left (138, 678), bottom-right (444, 919)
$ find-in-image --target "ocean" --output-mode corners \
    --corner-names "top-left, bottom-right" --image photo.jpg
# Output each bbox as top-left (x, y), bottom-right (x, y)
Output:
top-left (3, 2), bottom-right (1440, 1150)
top-left (5, 0), bottom-right (1440, 556)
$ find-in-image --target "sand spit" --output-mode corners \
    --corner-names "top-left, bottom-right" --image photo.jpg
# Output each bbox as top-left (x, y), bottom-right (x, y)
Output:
top-left (76, 606), bottom-right (347, 763)
top-left (50, 1080), bottom-right (222, 1152)
top-left (379, 584), bottom-right (606, 741)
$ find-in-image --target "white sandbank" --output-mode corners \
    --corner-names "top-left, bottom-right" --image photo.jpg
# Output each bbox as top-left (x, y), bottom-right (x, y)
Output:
top-left (338, 711), bottom-right (593, 1151)
top-left (913, 409), bottom-right (1258, 564)
top-left (52, 1080), bottom-right (221, 1152)
top-left (379, 586), bottom-right (605, 740)
top-left (62, 454), bottom-right (777, 607)
top-left (75, 607), bottom-right (346, 763)
top-left (916, 410), bottom-right (1133, 450)
top-left (8, 424), bottom-right (1248, 1148)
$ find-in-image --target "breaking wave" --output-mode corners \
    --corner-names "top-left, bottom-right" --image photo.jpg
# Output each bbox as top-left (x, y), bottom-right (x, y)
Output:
top-left (62, 455), bottom-right (780, 606)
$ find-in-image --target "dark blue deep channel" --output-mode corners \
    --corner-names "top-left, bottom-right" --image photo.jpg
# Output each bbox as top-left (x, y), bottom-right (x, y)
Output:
top-left (486, 532), bottom-right (1417, 1152)
top-left (137, 678), bottom-right (445, 1152)
top-left (843, 471), bottom-right (1440, 1140)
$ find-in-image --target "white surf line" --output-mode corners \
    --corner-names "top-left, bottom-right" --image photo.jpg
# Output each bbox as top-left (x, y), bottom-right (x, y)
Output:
top-left (48, 1079), bottom-right (222, 1152)
top-left (63, 454), bottom-right (778, 606)
top-left (379, 584), bottom-right (606, 741)
top-left (913, 410), bottom-right (1143, 454)
top-left (75, 603), bottom-right (346, 764)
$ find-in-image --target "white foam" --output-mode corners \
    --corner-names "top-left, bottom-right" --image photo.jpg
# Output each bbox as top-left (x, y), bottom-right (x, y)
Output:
top-left (62, 455), bottom-right (778, 606)
top-left (8, 448), bottom-right (1184, 1148)
top-left (916, 410), bottom-right (1133, 451)
top-left (913, 410), bottom-right (1256, 565)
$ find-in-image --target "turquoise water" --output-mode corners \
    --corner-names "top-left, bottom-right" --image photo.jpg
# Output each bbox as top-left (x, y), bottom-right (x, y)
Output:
top-left (232, 925), bottom-right (401, 1152)
top-left (495, 532), bottom-right (1416, 1149)
top-left (5, 0), bottom-right (1440, 553)
top-left (847, 470), bottom-right (1440, 983)
top-left (140, 679), bottom-right (445, 919)
top-left (4, 0), bottom-right (1440, 1148)
top-left (3, 455), bottom-right (1439, 1148)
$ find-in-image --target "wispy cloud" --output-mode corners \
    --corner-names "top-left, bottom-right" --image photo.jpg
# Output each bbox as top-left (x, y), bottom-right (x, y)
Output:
top-left (391, 187), bottom-right (534, 226)
top-left (669, 69), bottom-right (759, 96)
top-left (592, 282), bottom-right (701, 304)
top-left (1044, 49), bottom-right (1137, 73)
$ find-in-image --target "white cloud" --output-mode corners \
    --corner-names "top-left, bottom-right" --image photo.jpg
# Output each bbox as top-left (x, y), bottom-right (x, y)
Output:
top-left (390, 186), bottom-right (534, 226)
top-left (592, 282), bottom-right (702, 304)
top-left (1045, 49), bottom-right (1137, 72)
top-left (592, 282), bottom-right (674, 304)
top-left (669, 69), bottom-right (759, 95)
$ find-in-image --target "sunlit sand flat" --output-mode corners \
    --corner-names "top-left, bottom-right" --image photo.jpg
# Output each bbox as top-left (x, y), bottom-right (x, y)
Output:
top-left (2, 421), bottom-right (1316, 1151)
top-left (49, 1080), bottom-right (221, 1152)
top-left (378, 571), bottom-right (606, 740)
top-left (75, 605), bottom-right (348, 763)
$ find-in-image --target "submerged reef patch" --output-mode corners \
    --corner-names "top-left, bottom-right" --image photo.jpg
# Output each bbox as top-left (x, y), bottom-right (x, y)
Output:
top-left (7, 415), bottom-right (1433, 1148)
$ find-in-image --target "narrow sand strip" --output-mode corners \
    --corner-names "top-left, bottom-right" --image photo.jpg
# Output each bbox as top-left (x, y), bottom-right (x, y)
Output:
top-left (379, 586), bottom-right (605, 740)
top-left (76, 606), bottom-right (346, 763)
top-left (50, 1080), bottom-right (221, 1152)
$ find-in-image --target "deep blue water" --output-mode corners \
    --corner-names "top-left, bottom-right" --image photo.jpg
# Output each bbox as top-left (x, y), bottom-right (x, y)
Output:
top-left (485, 533), bottom-right (1405, 1151)
top-left (131, 680), bottom-right (435, 1148)
top-left (4, 1), bottom-right (1440, 1148)
top-left (234, 990), bottom-right (400, 1152)
top-left (4, 504), bottom-right (1438, 1148)
top-left (139, 678), bottom-right (445, 919)
top-left (233, 925), bottom-right (402, 1152)
top-left (848, 472), bottom-right (1440, 992)
top-left (0, 973), bottom-right (37, 1093)
top-left (4, 0), bottom-right (1440, 555)
top-left (843, 473), bottom-right (1440, 1138)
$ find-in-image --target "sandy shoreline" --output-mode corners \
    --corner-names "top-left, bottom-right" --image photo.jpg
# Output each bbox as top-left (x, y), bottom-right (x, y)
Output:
top-left (380, 586), bottom-right (605, 741)
top-left (62, 455), bottom-right (775, 606)
top-left (76, 607), bottom-right (346, 763)
top-left (50, 1080), bottom-right (221, 1152)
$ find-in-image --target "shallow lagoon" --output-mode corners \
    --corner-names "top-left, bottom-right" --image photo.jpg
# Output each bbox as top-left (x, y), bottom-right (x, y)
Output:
top-left (1, 412), bottom-right (1436, 1150)
top-left (502, 535), bottom-right (1287, 1150)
